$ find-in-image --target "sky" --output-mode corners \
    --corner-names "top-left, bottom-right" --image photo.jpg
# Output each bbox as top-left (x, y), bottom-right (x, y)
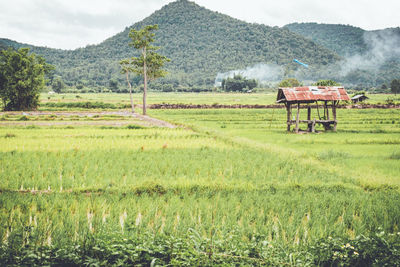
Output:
top-left (1, 0), bottom-right (399, 50)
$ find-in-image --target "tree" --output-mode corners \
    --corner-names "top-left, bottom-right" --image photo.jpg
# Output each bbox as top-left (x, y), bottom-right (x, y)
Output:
top-left (278, 78), bottom-right (302, 88)
top-left (52, 76), bottom-right (65, 93)
top-left (126, 24), bottom-right (170, 115)
top-left (313, 79), bottom-right (340, 86)
top-left (221, 74), bottom-right (257, 92)
top-left (0, 48), bottom-right (53, 111)
top-left (390, 79), bottom-right (400, 95)
top-left (120, 59), bottom-right (135, 113)
top-left (108, 78), bottom-right (119, 92)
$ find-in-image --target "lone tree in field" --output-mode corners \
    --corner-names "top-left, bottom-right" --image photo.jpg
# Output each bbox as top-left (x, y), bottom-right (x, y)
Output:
top-left (0, 48), bottom-right (53, 111)
top-left (123, 24), bottom-right (170, 115)
top-left (120, 59), bottom-right (135, 113)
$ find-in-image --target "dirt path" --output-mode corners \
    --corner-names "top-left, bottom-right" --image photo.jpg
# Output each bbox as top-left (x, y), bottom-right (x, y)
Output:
top-left (0, 111), bottom-right (178, 128)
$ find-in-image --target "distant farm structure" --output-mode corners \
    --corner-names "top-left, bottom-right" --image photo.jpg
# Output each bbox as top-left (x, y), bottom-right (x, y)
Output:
top-left (276, 86), bottom-right (350, 133)
top-left (351, 94), bottom-right (369, 103)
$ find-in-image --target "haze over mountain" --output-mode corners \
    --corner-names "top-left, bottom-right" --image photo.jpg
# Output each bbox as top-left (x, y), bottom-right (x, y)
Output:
top-left (285, 23), bottom-right (400, 88)
top-left (1, 0), bottom-right (399, 90)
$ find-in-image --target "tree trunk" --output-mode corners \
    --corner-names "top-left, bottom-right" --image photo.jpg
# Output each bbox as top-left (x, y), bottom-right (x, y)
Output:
top-left (126, 72), bottom-right (134, 114)
top-left (143, 47), bottom-right (147, 115)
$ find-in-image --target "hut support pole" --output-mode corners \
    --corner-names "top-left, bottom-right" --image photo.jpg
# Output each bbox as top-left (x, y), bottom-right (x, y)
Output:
top-left (307, 106), bottom-right (311, 132)
top-left (333, 101), bottom-right (337, 131)
top-left (311, 119), bottom-right (316, 133)
top-left (286, 103), bottom-right (291, 132)
top-left (295, 103), bottom-right (300, 133)
top-left (326, 101), bottom-right (330, 120)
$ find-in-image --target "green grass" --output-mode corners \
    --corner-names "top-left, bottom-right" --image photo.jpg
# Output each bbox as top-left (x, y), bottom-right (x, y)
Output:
top-left (151, 108), bottom-right (400, 188)
top-left (39, 92), bottom-right (399, 106)
top-left (1, 105), bottom-right (400, 265)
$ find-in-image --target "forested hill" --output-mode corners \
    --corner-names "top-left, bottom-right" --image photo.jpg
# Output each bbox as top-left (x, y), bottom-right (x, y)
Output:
top-left (0, 0), bottom-right (339, 90)
top-left (284, 23), bottom-right (400, 88)
top-left (284, 23), bottom-right (367, 56)
top-left (285, 23), bottom-right (400, 57)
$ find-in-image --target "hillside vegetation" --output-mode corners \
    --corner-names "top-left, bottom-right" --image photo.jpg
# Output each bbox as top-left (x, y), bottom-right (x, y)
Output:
top-left (285, 23), bottom-right (400, 88)
top-left (0, 0), bottom-right (339, 91)
top-left (1, 0), bottom-right (399, 90)
top-left (285, 23), bottom-right (367, 56)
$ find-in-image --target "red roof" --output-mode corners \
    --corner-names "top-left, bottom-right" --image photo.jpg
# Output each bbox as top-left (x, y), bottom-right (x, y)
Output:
top-left (277, 86), bottom-right (350, 103)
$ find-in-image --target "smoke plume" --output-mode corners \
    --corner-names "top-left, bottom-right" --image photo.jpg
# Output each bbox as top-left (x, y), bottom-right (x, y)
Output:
top-left (339, 28), bottom-right (400, 76)
top-left (214, 63), bottom-right (283, 87)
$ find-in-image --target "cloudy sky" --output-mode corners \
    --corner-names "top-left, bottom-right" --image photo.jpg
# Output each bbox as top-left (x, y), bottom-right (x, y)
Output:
top-left (1, 0), bottom-right (399, 50)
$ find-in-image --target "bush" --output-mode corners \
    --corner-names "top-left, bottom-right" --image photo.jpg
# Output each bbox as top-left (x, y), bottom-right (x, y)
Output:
top-left (311, 231), bottom-right (400, 266)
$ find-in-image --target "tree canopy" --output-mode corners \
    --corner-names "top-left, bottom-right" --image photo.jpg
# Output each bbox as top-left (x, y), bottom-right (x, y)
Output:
top-left (390, 79), bottom-right (400, 95)
top-left (0, 48), bottom-right (53, 111)
top-left (278, 78), bottom-right (302, 88)
top-left (221, 74), bottom-right (257, 92)
top-left (313, 79), bottom-right (340, 86)
top-left (123, 24), bottom-right (170, 114)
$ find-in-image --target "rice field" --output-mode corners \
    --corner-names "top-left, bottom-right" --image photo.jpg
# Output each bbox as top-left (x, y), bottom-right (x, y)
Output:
top-left (1, 98), bottom-right (400, 265)
top-left (40, 92), bottom-right (399, 106)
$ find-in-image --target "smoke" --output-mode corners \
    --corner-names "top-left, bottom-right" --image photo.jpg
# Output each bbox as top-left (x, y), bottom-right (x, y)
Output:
top-left (339, 28), bottom-right (400, 76)
top-left (214, 29), bottom-right (399, 87)
top-left (214, 63), bottom-right (283, 87)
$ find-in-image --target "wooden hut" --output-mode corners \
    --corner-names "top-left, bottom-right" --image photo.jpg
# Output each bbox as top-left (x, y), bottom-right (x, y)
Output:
top-left (276, 86), bottom-right (350, 133)
top-left (351, 94), bottom-right (369, 103)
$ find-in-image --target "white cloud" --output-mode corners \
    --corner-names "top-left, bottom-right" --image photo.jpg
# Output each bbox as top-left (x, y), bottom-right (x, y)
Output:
top-left (0, 0), bottom-right (399, 49)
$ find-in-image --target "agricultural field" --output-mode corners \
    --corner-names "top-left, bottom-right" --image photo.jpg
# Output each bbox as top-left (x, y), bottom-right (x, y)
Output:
top-left (39, 92), bottom-right (400, 107)
top-left (0, 94), bottom-right (400, 265)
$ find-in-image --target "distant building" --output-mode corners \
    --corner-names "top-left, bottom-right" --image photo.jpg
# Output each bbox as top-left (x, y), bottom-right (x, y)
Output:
top-left (351, 94), bottom-right (369, 103)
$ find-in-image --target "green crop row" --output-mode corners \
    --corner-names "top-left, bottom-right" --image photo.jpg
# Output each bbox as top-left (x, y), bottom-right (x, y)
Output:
top-left (1, 107), bottom-right (399, 265)
top-left (1, 191), bottom-right (400, 265)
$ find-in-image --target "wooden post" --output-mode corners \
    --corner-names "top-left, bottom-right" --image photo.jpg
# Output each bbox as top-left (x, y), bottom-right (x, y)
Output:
top-left (332, 101), bottom-right (337, 131)
top-left (311, 119), bottom-right (316, 133)
top-left (286, 103), bottom-right (291, 132)
top-left (325, 101), bottom-right (329, 120)
top-left (295, 103), bottom-right (300, 133)
top-left (307, 106), bottom-right (311, 132)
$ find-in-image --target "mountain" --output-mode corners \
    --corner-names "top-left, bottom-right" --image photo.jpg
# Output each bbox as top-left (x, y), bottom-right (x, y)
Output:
top-left (285, 23), bottom-right (400, 57)
top-left (2, 1), bottom-right (398, 90)
top-left (285, 23), bottom-right (367, 56)
top-left (285, 23), bottom-right (400, 88)
top-left (0, 0), bottom-right (340, 91)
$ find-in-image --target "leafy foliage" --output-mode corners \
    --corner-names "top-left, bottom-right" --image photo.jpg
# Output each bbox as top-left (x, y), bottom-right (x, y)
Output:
top-left (0, 48), bottom-right (53, 111)
top-left (313, 79), bottom-right (341, 86)
top-left (51, 76), bottom-right (65, 93)
top-left (285, 23), bottom-right (400, 88)
top-left (1, 230), bottom-right (399, 266)
top-left (390, 79), bottom-right (400, 94)
top-left (123, 24), bottom-right (170, 114)
top-left (311, 232), bottom-right (400, 266)
top-left (221, 74), bottom-right (257, 92)
top-left (0, 0), bottom-right (338, 91)
top-left (285, 23), bottom-right (367, 56)
top-left (278, 78), bottom-right (302, 87)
